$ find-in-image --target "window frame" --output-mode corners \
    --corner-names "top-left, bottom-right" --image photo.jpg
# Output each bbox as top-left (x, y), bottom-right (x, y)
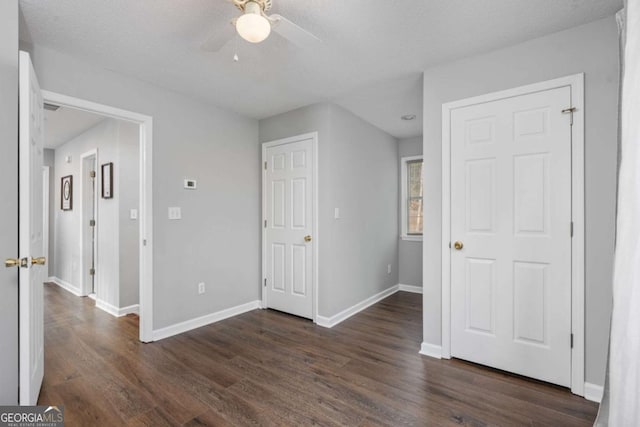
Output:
top-left (400, 155), bottom-right (424, 241)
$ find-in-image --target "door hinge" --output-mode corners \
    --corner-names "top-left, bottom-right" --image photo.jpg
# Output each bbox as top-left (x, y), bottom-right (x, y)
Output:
top-left (264, 220), bottom-right (267, 228)
top-left (89, 268), bottom-right (95, 276)
top-left (571, 333), bottom-right (574, 348)
top-left (562, 107), bottom-right (576, 126)
top-left (90, 219), bottom-right (96, 227)
top-left (143, 239), bottom-right (147, 246)
top-left (264, 161), bottom-right (267, 170)
top-left (570, 221), bottom-right (574, 237)
top-left (90, 170), bottom-right (96, 178)
top-left (264, 278), bottom-right (267, 287)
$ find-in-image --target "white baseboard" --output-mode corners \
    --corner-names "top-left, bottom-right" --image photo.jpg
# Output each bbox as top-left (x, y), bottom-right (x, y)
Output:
top-left (152, 300), bottom-right (261, 341)
top-left (316, 285), bottom-right (399, 328)
top-left (118, 304), bottom-right (140, 316)
top-left (48, 276), bottom-right (82, 297)
top-left (419, 342), bottom-right (443, 359)
top-left (584, 382), bottom-right (604, 403)
top-left (398, 284), bottom-right (423, 294)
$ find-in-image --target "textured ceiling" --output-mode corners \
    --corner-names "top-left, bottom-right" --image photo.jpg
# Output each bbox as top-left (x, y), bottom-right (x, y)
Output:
top-left (20, 0), bottom-right (621, 138)
top-left (44, 107), bottom-right (105, 149)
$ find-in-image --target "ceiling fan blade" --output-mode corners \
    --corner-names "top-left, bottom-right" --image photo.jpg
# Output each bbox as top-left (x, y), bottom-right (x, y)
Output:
top-left (201, 24), bottom-right (235, 52)
top-left (270, 14), bottom-right (321, 48)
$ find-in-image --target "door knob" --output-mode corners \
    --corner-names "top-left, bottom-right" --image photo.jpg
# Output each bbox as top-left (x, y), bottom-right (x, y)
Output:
top-left (453, 241), bottom-right (464, 250)
top-left (31, 257), bottom-right (46, 266)
top-left (304, 235), bottom-right (312, 242)
top-left (5, 258), bottom-right (20, 268)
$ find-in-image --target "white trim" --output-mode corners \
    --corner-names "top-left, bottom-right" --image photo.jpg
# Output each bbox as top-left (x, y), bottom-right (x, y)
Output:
top-left (79, 149), bottom-right (98, 297)
top-left (47, 276), bottom-right (82, 297)
top-left (152, 300), bottom-right (261, 341)
top-left (95, 299), bottom-right (139, 317)
top-left (419, 342), bottom-right (442, 359)
top-left (398, 284), bottom-right (423, 294)
top-left (316, 285), bottom-right (399, 328)
top-left (42, 166), bottom-right (50, 278)
top-left (261, 132), bottom-right (319, 322)
top-left (41, 90), bottom-right (154, 343)
top-left (400, 155), bottom-right (424, 241)
top-left (584, 382), bottom-right (604, 403)
top-left (440, 74), bottom-right (586, 395)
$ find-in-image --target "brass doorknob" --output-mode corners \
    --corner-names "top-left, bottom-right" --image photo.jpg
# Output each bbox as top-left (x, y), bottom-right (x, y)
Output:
top-left (304, 235), bottom-right (312, 242)
top-left (31, 257), bottom-right (46, 266)
top-left (5, 258), bottom-right (19, 268)
top-left (453, 241), bottom-right (464, 250)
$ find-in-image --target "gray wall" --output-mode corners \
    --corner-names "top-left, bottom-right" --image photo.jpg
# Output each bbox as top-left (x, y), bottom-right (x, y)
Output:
top-left (260, 103), bottom-right (399, 317)
top-left (118, 121), bottom-right (140, 308)
top-left (43, 148), bottom-right (55, 277)
top-left (398, 136), bottom-right (423, 288)
top-left (421, 16), bottom-right (619, 386)
top-left (0, 0), bottom-right (18, 405)
top-left (26, 44), bottom-right (260, 330)
top-left (53, 119), bottom-right (139, 310)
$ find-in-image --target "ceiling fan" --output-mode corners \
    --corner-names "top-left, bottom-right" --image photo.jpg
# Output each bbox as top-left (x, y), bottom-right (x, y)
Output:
top-left (201, 0), bottom-right (321, 52)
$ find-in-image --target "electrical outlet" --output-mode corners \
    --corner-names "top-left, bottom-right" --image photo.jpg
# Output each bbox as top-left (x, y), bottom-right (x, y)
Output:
top-left (198, 282), bottom-right (205, 294)
top-left (387, 264), bottom-right (392, 274)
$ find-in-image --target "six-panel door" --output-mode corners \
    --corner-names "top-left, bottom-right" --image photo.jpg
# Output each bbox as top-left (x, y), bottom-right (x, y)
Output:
top-left (450, 86), bottom-right (573, 387)
top-left (265, 138), bottom-right (314, 319)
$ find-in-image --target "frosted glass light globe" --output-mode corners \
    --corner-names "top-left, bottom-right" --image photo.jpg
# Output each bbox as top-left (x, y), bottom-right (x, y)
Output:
top-left (236, 12), bottom-right (271, 43)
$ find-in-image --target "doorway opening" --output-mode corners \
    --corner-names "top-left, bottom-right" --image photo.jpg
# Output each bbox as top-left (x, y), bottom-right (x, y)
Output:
top-left (41, 91), bottom-right (153, 343)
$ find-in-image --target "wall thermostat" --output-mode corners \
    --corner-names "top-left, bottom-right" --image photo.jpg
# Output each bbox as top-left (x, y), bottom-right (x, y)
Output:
top-left (184, 179), bottom-right (197, 190)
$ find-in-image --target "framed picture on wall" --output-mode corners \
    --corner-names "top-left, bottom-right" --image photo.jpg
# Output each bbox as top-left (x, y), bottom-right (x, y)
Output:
top-left (102, 162), bottom-right (113, 199)
top-left (61, 175), bottom-right (73, 211)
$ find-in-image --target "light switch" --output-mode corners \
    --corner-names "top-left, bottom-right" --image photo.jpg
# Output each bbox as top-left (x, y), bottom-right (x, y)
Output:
top-left (168, 207), bottom-right (182, 220)
top-left (130, 209), bottom-right (138, 220)
top-left (334, 207), bottom-right (340, 219)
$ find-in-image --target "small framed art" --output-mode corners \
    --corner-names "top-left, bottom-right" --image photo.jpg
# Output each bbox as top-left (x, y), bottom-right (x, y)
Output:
top-left (61, 175), bottom-right (73, 211)
top-left (102, 162), bottom-right (113, 199)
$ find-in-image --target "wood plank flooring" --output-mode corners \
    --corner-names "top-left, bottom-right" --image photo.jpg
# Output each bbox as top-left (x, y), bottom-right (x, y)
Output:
top-left (39, 283), bottom-right (598, 426)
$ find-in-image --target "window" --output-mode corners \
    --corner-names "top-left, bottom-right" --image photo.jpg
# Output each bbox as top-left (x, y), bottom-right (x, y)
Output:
top-left (401, 156), bottom-right (423, 240)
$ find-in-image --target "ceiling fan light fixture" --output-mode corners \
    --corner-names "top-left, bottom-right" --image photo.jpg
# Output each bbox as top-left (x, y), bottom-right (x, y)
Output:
top-left (236, 1), bottom-right (271, 43)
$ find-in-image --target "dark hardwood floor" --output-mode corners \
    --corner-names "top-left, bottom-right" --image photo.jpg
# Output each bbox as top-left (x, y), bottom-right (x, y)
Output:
top-left (39, 283), bottom-right (598, 426)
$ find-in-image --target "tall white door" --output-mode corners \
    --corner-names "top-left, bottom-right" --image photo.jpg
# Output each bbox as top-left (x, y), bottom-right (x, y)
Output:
top-left (264, 136), bottom-right (315, 319)
top-left (450, 86), bottom-right (572, 387)
top-left (19, 51), bottom-right (45, 405)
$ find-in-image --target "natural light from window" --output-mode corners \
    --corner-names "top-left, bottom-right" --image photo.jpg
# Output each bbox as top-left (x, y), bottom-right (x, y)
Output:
top-left (401, 156), bottom-right (423, 240)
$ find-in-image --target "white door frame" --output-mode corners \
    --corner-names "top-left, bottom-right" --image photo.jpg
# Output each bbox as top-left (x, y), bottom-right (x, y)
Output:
top-left (42, 90), bottom-right (154, 343)
top-left (79, 149), bottom-right (98, 296)
top-left (261, 132), bottom-right (319, 322)
top-left (441, 74), bottom-right (585, 395)
top-left (42, 166), bottom-right (49, 280)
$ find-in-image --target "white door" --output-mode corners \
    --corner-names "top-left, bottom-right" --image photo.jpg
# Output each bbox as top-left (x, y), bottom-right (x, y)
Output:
top-left (19, 51), bottom-right (45, 405)
top-left (450, 86), bottom-right (572, 387)
top-left (263, 136), bottom-right (315, 319)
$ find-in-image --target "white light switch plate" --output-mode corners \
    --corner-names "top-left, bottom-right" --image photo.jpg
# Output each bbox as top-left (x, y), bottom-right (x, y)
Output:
top-left (334, 207), bottom-right (340, 219)
top-left (168, 207), bottom-right (182, 220)
top-left (130, 209), bottom-right (138, 220)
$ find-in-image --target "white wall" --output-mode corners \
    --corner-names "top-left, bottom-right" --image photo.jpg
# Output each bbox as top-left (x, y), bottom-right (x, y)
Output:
top-left (421, 16), bottom-right (619, 387)
top-left (398, 136), bottom-right (423, 288)
top-left (260, 103), bottom-right (399, 317)
top-left (24, 44), bottom-right (260, 330)
top-left (53, 118), bottom-right (139, 311)
top-left (0, 0), bottom-right (18, 405)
